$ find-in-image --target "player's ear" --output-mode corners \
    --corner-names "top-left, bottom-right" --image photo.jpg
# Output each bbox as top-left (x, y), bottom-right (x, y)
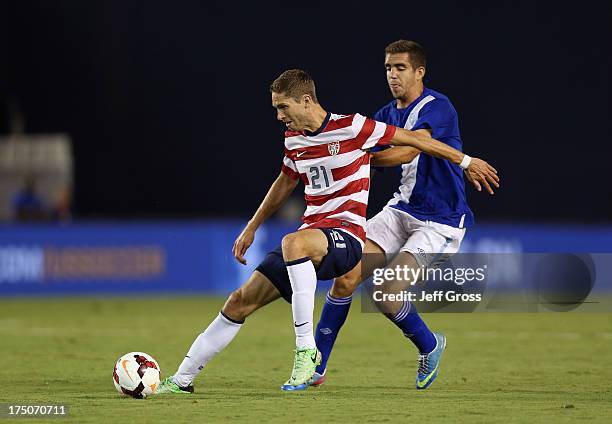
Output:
top-left (302, 94), bottom-right (311, 107)
top-left (416, 66), bottom-right (426, 82)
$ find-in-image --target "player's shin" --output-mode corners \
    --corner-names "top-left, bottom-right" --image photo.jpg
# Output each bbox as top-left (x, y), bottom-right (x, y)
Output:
top-left (388, 301), bottom-right (436, 354)
top-left (286, 258), bottom-right (317, 348)
top-left (314, 291), bottom-right (352, 374)
top-left (172, 311), bottom-right (244, 387)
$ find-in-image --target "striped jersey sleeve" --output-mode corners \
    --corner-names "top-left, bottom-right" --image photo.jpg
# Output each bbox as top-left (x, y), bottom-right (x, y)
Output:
top-left (280, 154), bottom-right (299, 180)
top-left (350, 113), bottom-right (397, 150)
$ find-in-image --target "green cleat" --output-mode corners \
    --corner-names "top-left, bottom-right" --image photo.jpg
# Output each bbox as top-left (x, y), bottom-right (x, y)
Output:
top-left (281, 347), bottom-right (321, 391)
top-left (155, 376), bottom-right (194, 395)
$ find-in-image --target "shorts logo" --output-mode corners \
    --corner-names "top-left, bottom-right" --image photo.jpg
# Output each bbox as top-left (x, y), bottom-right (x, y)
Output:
top-left (328, 141), bottom-right (340, 156)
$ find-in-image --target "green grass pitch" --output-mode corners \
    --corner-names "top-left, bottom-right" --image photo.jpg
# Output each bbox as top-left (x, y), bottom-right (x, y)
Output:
top-left (0, 296), bottom-right (611, 423)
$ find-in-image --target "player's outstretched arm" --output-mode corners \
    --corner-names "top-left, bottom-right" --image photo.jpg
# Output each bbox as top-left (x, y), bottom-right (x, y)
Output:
top-left (371, 146), bottom-right (420, 167)
top-left (372, 129), bottom-right (437, 167)
top-left (390, 128), bottom-right (500, 194)
top-left (232, 172), bottom-right (299, 265)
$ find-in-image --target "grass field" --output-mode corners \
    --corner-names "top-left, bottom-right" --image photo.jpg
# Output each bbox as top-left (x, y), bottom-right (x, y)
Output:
top-left (0, 296), bottom-right (611, 423)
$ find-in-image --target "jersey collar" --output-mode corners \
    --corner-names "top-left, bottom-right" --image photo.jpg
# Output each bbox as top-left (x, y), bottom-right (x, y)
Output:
top-left (395, 87), bottom-right (429, 111)
top-left (304, 111), bottom-right (331, 137)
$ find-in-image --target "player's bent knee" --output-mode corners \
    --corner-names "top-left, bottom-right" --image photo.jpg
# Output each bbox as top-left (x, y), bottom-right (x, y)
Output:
top-left (222, 289), bottom-right (251, 322)
top-left (281, 232), bottom-right (309, 258)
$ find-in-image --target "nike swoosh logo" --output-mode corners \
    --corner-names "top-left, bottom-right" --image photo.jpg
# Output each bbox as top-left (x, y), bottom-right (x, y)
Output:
top-left (121, 360), bottom-right (134, 382)
top-left (417, 363), bottom-right (439, 388)
top-left (296, 151), bottom-right (306, 158)
top-left (294, 322), bottom-right (308, 327)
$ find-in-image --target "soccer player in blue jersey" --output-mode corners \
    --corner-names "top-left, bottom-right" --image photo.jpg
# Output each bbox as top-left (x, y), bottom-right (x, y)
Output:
top-left (312, 40), bottom-right (497, 390)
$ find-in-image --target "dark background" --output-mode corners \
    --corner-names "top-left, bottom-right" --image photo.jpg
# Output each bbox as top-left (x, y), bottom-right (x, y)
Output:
top-left (2, 0), bottom-right (610, 222)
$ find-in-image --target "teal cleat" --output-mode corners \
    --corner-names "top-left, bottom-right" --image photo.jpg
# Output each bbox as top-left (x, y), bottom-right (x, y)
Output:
top-left (154, 376), bottom-right (194, 395)
top-left (281, 347), bottom-right (322, 391)
top-left (416, 332), bottom-right (446, 390)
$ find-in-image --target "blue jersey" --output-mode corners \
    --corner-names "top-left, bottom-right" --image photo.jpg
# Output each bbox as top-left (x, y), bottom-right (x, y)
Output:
top-left (374, 87), bottom-right (474, 228)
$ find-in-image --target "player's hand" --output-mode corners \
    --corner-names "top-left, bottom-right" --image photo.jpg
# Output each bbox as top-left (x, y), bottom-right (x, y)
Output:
top-left (464, 158), bottom-right (500, 194)
top-left (232, 227), bottom-right (256, 265)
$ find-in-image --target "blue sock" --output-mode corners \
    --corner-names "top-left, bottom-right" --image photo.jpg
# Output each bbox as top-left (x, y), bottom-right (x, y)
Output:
top-left (390, 301), bottom-right (436, 354)
top-left (314, 292), bottom-right (352, 374)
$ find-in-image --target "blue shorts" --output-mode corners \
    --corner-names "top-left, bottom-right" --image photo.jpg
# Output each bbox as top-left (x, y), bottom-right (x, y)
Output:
top-left (255, 228), bottom-right (363, 303)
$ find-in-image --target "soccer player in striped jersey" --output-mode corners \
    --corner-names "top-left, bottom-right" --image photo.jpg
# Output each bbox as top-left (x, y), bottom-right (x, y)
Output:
top-left (311, 40), bottom-right (496, 390)
top-left (156, 69), bottom-right (498, 394)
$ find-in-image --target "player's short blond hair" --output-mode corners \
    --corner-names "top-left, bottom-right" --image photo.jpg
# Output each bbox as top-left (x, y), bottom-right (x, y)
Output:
top-left (270, 69), bottom-right (319, 103)
top-left (385, 40), bottom-right (427, 70)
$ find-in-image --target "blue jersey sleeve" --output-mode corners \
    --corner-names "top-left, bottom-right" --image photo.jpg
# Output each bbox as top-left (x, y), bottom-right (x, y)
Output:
top-left (411, 99), bottom-right (459, 140)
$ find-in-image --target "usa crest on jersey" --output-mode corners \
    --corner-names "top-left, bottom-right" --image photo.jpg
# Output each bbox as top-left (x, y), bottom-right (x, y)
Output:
top-left (328, 141), bottom-right (340, 156)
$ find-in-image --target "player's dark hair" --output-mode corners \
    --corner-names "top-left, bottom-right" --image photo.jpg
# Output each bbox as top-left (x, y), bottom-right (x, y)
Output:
top-left (270, 69), bottom-right (319, 103)
top-left (385, 40), bottom-right (427, 70)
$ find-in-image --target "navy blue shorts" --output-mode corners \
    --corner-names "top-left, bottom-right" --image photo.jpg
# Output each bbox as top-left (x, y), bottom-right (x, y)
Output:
top-left (255, 228), bottom-right (363, 303)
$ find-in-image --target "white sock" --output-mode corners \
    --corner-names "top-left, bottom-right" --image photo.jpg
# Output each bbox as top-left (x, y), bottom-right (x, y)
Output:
top-left (172, 312), bottom-right (243, 387)
top-left (286, 258), bottom-right (317, 349)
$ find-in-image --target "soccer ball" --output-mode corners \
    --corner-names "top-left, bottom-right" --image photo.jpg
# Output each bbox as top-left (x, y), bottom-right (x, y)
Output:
top-left (113, 352), bottom-right (161, 399)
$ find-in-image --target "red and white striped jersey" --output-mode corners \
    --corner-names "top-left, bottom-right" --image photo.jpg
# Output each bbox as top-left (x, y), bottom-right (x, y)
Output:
top-left (281, 112), bottom-right (396, 244)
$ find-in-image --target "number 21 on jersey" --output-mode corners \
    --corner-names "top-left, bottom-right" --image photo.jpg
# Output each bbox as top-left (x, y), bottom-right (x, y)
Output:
top-left (309, 165), bottom-right (332, 189)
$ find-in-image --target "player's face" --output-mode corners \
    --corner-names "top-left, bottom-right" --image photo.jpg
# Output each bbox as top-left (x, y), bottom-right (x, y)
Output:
top-left (272, 92), bottom-right (308, 131)
top-left (385, 53), bottom-right (424, 99)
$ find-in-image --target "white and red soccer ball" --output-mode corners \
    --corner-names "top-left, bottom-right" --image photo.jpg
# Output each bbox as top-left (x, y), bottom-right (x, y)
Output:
top-left (113, 352), bottom-right (160, 399)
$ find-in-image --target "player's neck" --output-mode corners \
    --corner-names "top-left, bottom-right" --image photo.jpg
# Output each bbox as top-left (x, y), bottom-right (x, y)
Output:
top-left (303, 105), bottom-right (328, 133)
top-left (396, 84), bottom-right (424, 109)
